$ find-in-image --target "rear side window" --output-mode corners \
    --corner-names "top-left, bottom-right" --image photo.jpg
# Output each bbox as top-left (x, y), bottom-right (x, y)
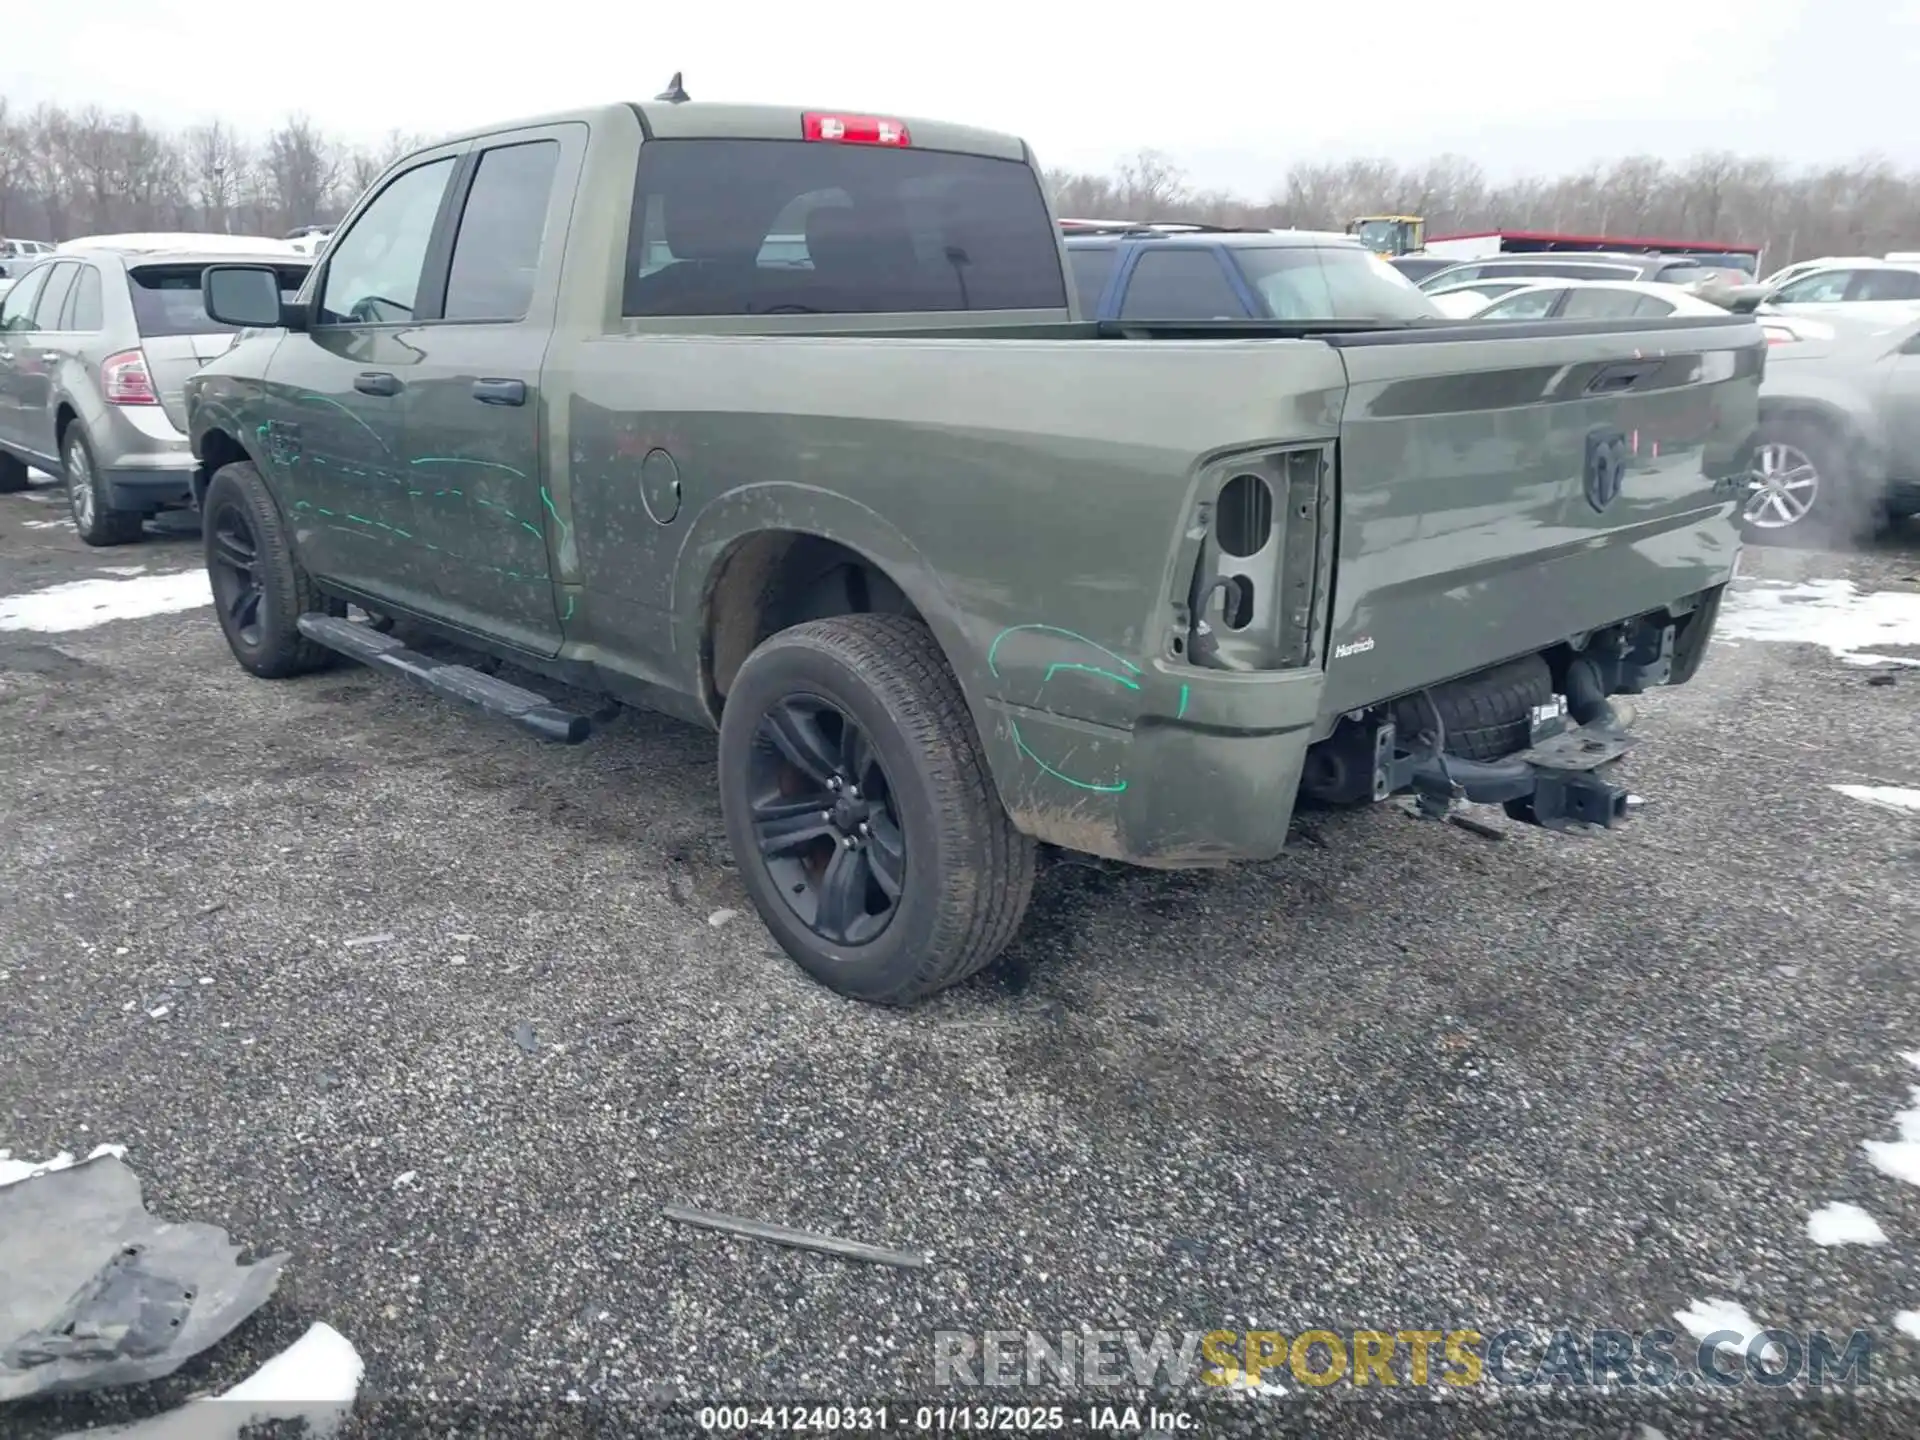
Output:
top-left (1852, 269), bottom-right (1920, 301)
top-left (1117, 250), bottom-right (1245, 319)
top-left (1482, 288), bottom-right (1565, 319)
top-left (1233, 246), bottom-right (1441, 321)
top-left (443, 139), bottom-right (561, 322)
top-left (1067, 245), bottom-right (1119, 316)
top-left (129, 263), bottom-right (311, 336)
top-left (1560, 286), bottom-right (1649, 319)
top-left (64, 265), bottom-right (103, 330)
top-left (622, 138), bottom-right (1068, 316)
top-left (1650, 264), bottom-right (1717, 286)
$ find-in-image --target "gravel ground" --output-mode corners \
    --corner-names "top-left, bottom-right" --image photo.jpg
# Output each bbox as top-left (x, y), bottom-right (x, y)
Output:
top-left (2, 477), bottom-right (1918, 1438)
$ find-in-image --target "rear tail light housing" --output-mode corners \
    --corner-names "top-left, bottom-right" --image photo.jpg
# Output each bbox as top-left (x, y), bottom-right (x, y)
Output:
top-left (803, 113), bottom-right (911, 146)
top-left (102, 348), bottom-right (159, 405)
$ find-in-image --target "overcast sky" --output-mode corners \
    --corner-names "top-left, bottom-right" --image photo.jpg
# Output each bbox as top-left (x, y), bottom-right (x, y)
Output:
top-left (5, 0), bottom-right (1918, 194)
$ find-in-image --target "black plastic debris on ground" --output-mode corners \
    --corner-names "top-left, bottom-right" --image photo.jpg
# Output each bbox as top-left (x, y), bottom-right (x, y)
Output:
top-left (0, 1155), bottom-right (288, 1403)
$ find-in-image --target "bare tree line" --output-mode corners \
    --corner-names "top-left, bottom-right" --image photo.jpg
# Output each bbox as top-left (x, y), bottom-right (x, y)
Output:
top-left (6, 94), bottom-right (1920, 268)
top-left (1047, 149), bottom-right (1920, 266)
top-left (0, 98), bottom-right (420, 241)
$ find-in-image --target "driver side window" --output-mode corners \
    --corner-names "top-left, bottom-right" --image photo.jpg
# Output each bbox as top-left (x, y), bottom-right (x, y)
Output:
top-left (1774, 269), bottom-right (1853, 304)
top-left (317, 156), bottom-right (457, 325)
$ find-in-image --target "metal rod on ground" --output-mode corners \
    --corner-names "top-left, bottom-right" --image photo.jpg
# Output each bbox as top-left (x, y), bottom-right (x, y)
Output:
top-left (662, 1204), bottom-right (930, 1269)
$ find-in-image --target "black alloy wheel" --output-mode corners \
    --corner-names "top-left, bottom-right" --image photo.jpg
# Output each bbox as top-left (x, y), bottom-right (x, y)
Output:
top-left (747, 694), bottom-right (906, 946)
top-left (207, 499), bottom-right (267, 649)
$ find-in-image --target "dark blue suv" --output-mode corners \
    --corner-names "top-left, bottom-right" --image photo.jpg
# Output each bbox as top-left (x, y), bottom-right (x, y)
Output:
top-left (1060, 223), bottom-right (1444, 323)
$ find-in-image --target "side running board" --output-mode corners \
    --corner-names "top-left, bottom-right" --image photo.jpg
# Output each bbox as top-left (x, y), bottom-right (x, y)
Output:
top-left (296, 614), bottom-right (592, 744)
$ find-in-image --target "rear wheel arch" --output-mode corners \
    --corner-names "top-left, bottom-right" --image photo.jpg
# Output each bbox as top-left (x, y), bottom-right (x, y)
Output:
top-left (53, 402), bottom-right (78, 449)
top-left (701, 529), bottom-right (933, 720)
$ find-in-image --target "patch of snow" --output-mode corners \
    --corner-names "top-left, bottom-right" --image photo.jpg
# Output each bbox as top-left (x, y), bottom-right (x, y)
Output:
top-left (342, 932), bottom-right (394, 948)
top-left (0, 569), bottom-right (211, 633)
top-left (1807, 1202), bottom-right (1888, 1246)
top-left (97, 565), bottom-right (147, 576)
top-left (1831, 784), bottom-right (1920, 814)
top-left (147, 1004), bottom-right (170, 1019)
top-left (392, 1170), bottom-right (418, 1189)
top-left (0, 1142), bottom-right (127, 1188)
top-left (1673, 1298), bottom-right (1776, 1359)
top-left (1902, 1052), bottom-right (1920, 1072)
top-left (707, 908), bottom-right (739, 927)
top-left (1864, 1141), bottom-right (1920, 1185)
top-left (1718, 578), bottom-right (1920, 667)
top-left (22, 517), bottom-right (70, 530)
top-left (1897, 1313), bottom-right (1920, 1341)
top-left (221, 1320), bottom-right (364, 1406)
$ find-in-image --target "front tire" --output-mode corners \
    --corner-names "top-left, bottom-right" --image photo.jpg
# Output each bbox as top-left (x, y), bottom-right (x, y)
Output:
top-left (63, 426), bottom-right (144, 546)
top-left (718, 613), bottom-right (1036, 1005)
top-left (202, 460), bottom-right (342, 678)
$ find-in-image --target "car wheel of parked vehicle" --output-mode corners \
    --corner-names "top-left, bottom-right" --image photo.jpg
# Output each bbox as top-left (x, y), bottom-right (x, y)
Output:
top-left (1741, 418), bottom-right (1881, 548)
top-left (62, 428), bottom-right (145, 546)
top-left (202, 460), bottom-right (343, 679)
top-left (718, 612), bottom-right (1036, 1005)
top-left (0, 451), bottom-right (30, 493)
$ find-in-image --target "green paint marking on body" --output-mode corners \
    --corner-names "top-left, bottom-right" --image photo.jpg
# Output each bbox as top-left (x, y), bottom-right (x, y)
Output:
top-left (1177, 684), bottom-right (1191, 719)
top-left (987, 623), bottom-right (1143, 679)
top-left (539, 486), bottom-right (573, 545)
top-left (562, 594), bottom-right (576, 622)
top-left (1009, 720), bottom-right (1127, 794)
top-left (346, 513), bottom-right (372, 525)
top-left (411, 456), bottom-right (528, 479)
top-left (293, 391), bottom-right (395, 457)
top-left (1042, 662), bottom-right (1140, 691)
top-left (520, 521), bottom-right (542, 538)
top-left (316, 507), bottom-right (336, 517)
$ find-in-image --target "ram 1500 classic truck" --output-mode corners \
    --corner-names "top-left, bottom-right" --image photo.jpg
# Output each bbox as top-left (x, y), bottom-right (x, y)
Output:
top-left (184, 98), bottom-right (1758, 1005)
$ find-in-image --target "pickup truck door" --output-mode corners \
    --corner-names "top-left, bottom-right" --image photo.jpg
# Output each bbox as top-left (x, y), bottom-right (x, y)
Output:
top-left (262, 147), bottom-right (464, 610)
top-left (393, 125), bottom-right (582, 655)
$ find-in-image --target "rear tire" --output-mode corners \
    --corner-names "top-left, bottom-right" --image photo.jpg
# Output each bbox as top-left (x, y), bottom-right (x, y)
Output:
top-left (718, 612), bottom-right (1036, 1005)
top-left (1741, 416), bottom-right (1885, 549)
top-left (63, 426), bottom-right (144, 546)
top-left (202, 460), bottom-right (342, 678)
top-left (0, 452), bottom-right (29, 494)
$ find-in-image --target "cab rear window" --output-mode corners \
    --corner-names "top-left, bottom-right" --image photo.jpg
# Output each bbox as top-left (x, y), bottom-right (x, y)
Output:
top-left (128, 263), bottom-right (310, 336)
top-left (622, 138), bottom-right (1068, 316)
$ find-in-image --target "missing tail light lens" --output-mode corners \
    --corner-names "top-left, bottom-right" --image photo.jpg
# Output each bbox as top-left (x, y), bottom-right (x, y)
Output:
top-left (102, 348), bottom-right (159, 405)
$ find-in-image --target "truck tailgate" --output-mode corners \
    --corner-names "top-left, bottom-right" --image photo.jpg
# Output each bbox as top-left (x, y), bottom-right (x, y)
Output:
top-left (1319, 317), bottom-right (1759, 714)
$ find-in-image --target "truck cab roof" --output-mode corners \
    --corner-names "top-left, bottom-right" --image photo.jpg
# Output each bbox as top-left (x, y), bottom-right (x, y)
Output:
top-left (423, 101), bottom-right (1031, 165)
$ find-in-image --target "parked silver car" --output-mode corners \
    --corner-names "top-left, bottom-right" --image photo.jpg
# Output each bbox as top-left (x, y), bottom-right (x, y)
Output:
top-left (1748, 311), bottom-right (1920, 545)
top-left (0, 247), bottom-right (309, 545)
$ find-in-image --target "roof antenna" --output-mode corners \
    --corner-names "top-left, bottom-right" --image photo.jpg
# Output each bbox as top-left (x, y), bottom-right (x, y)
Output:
top-left (655, 72), bottom-right (690, 104)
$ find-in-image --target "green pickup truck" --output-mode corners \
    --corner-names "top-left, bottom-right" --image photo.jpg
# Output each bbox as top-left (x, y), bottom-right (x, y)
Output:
top-left (185, 95), bottom-right (1758, 1004)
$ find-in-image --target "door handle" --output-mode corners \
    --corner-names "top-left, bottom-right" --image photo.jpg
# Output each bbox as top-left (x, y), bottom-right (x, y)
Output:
top-left (1586, 360), bottom-right (1660, 394)
top-left (471, 378), bottom-right (527, 406)
top-left (354, 371), bottom-right (402, 396)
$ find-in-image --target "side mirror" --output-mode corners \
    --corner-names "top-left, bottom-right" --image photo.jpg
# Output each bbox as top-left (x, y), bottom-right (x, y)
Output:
top-left (203, 265), bottom-right (300, 330)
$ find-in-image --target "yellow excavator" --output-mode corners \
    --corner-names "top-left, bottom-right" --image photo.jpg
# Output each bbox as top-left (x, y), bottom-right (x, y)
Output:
top-left (1347, 216), bottom-right (1426, 257)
